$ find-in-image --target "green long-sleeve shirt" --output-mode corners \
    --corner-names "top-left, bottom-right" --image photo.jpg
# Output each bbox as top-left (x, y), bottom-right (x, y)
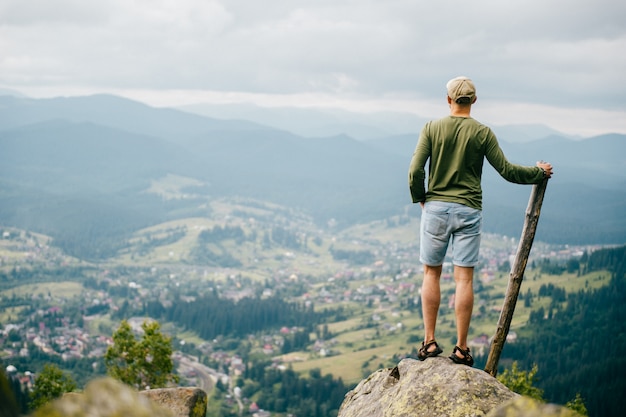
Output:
top-left (408, 116), bottom-right (544, 210)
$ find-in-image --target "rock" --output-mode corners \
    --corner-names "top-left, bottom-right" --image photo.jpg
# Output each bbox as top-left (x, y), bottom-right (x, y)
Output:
top-left (141, 386), bottom-right (207, 417)
top-left (486, 396), bottom-right (583, 417)
top-left (31, 377), bottom-right (207, 417)
top-left (338, 357), bottom-right (518, 417)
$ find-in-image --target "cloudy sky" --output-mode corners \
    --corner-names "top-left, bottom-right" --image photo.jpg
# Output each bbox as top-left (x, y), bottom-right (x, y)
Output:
top-left (1, 0), bottom-right (625, 136)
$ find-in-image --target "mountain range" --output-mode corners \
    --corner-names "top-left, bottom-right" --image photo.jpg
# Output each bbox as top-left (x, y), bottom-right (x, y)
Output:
top-left (0, 93), bottom-right (624, 259)
top-left (180, 102), bottom-right (579, 143)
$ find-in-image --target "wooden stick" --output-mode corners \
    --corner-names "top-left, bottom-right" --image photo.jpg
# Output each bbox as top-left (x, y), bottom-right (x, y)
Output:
top-left (484, 177), bottom-right (549, 377)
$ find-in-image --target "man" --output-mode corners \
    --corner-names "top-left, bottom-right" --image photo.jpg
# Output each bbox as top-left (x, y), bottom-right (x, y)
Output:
top-left (408, 76), bottom-right (553, 366)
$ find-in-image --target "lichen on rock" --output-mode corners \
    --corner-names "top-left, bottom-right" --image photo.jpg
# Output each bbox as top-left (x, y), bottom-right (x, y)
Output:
top-left (142, 386), bottom-right (208, 417)
top-left (338, 357), bottom-right (518, 417)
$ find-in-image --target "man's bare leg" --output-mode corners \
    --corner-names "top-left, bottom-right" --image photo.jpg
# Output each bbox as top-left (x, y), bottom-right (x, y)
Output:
top-left (453, 265), bottom-right (474, 355)
top-left (421, 264), bottom-right (443, 350)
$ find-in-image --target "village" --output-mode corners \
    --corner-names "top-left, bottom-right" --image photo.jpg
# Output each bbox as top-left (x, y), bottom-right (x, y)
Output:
top-left (0, 223), bottom-right (590, 404)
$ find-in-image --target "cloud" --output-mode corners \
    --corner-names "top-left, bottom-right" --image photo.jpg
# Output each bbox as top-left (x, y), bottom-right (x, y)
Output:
top-left (1, 0), bottom-right (625, 134)
top-left (0, 0), bottom-right (108, 26)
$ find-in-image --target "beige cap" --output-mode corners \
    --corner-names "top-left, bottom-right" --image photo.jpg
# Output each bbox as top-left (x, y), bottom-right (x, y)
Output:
top-left (446, 76), bottom-right (476, 103)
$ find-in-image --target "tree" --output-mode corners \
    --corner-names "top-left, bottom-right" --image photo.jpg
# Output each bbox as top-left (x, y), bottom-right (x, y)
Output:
top-left (105, 319), bottom-right (179, 389)
top-left (105, 319), bottom-right (139, 386)
top-left (497, 362), bottom-right (544, 401)
top-left (498, 362), bottom-right (588, 413)
top-left (1, 368), bottom-right (20, 417)
top-left (565, 393), bottom-right (588, 416)
top-left (29, 364), bottom-right (77, 409)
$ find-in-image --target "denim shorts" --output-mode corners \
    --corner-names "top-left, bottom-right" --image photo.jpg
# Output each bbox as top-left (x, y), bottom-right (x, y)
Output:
top-left (420, 201), bottom-right (482, 267)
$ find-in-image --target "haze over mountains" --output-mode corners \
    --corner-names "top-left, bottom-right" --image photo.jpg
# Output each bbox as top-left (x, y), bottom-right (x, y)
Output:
top-left (181, 102), bottom-right (579, 143)
top-left (0, 93), bottom-right (624, 259)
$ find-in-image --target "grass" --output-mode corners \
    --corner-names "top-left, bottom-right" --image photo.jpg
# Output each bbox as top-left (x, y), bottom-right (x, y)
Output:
top-left (117, 217), bottom-right (213, 264)
top-left (290, 343), bottom-right (402, 384)
top-left (0, 229), bottom-right (66, 265)
top-left (326, 317), bottom-right (363, 334)
top-left (287, 267), bottom-right (613, 385)
top-left (288, 306), bottom-right (429, 384)
top-left (163, 326), bottom-right (207, 346)
top-left (145, 174), bottom-right (206, 200)
top-left (113, 199), bottom-right (347, 278)
top-left (289, 310), bottom-right (427, 384)
top-left (0, 306), bottom-right (26, 323)
top-left (339, 217), bottom-right (420, 247)
top-left (84, 314), bottom-right (117, 337)
top-left (1, 281), bottom-right (83, 300)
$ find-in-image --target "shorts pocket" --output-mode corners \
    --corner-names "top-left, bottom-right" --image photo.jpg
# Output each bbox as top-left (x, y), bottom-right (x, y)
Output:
top-left (458, 208), bottom-right (482, 233)
top-left (423, 208), bottom-right (449, 236)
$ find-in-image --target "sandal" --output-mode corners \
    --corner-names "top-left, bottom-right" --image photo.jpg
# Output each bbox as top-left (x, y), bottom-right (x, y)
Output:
top-left (418, 340), bottom-right (443, 361)
top-left (449, 346), bottom-right (474, 367)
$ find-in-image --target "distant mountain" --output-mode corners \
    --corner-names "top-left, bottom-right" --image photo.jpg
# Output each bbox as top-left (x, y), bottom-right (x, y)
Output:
top-left (0, 88), bottom-right (26, 97)
top-left (498, 133), bottom-right (626, 185)
top-left (0, 94), bottom-right (624, 259)
top-left (490, 124), bottom-right (581, 143)
top-left (366, 131), bottom-right (626, 243)
top-left (367, 133), bottom-right (626, 187)
top-left (180, 102), bottom-right (430, 140)
top-left (180, 102), bottom-right (580, 143)
top-left (0, 94), bottom-right (268, 140)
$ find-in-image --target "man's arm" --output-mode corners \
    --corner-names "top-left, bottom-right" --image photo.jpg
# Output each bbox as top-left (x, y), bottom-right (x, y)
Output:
top-left (408, 125), bottom-right (431, 203)
top-left (484, 132), bottom-right (548, 184)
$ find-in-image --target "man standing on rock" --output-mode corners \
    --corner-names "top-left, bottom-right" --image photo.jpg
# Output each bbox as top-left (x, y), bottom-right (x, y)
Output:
top-left (408, 76), bottom-right (553, 366)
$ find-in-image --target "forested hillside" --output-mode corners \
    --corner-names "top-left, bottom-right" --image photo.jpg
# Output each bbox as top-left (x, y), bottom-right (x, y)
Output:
top-left (1, 94), bottom-right (625, 261)
top-left (501, 245), bottom-right (626, 416)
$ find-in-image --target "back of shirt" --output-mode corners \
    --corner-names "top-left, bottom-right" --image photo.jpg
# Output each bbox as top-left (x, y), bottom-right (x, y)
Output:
top-left (409, 116), bottom-right (543, 210)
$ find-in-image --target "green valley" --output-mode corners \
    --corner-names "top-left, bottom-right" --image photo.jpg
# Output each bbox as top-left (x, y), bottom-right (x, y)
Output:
top-left (1, 196), bottom-right (621, 416)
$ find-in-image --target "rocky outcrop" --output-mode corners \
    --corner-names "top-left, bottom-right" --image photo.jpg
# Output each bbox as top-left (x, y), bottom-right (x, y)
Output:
top-left (338, 357), bottom-right (517, 417)
top-left (29, 363), bottom-right (580, 417)
top-left (338, 358), bottom-right (582, 417)
top-left (31, 377), bottom-right (207, 417)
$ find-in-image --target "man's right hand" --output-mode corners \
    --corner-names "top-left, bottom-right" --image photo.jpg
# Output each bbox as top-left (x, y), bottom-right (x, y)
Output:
top-left (536, 161), bottom-right (554, 178)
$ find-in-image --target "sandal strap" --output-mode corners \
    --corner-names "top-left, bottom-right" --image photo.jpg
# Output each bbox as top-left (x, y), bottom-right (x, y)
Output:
top-left (420, 340), bottom-right (439, 352)
top-left (451, 345), bottom-right (474, 366)
top-left (418, 339), bottom-right (443, 360)
top-left (423, 340), bottom-right (438, 349)
top-left (453, 345), bottom-right (470, 357)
